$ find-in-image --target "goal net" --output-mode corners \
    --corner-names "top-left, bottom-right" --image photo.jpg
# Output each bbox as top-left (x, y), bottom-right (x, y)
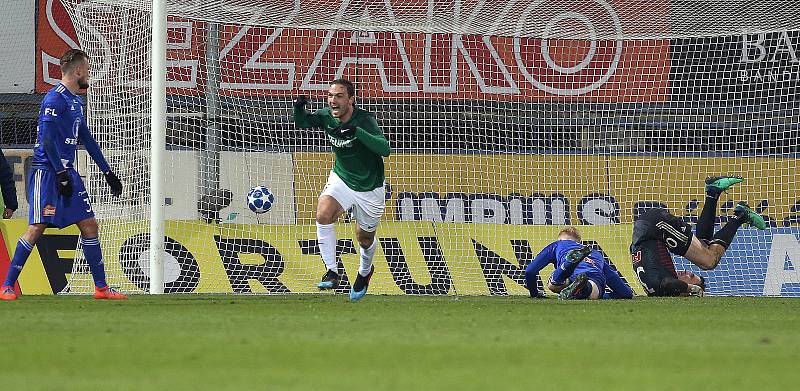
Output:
top-left (61, 0), bottom-right (800, 296)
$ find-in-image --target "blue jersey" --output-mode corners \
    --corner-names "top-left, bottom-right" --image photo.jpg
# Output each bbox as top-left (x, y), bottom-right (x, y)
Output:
top-left (527, 240), bottom-right (610, 277)
top-left (526, 239), bottom-right (634, 299)
top-left (34, 83), bottom-right (109, 173)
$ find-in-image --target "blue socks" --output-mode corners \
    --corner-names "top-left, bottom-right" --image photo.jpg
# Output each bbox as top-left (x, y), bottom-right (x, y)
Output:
top-left (81, 237), bottom-right (108, 289)
top-left (3, 239), bottom-right (34, 288)
top-left (3, 236), bottom-right (109, 290)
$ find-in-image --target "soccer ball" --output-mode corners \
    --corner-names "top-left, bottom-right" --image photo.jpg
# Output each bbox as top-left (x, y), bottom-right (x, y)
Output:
top-left (246, 186), bottom-right (274, 214)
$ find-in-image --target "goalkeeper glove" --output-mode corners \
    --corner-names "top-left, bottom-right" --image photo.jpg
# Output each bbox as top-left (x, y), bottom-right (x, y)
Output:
top-left (333, 123), bottom-right (357, 139)
top-left (105, 171), bottom-right (123, 197)
top-left (687, 284), bottom-right (704, 297)
top-left (56, 170), bottom-right (73, 197)
top-left (293, 96), bottom-right (309, 110)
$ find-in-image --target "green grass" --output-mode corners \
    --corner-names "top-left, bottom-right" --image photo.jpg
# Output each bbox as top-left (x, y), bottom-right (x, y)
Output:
top-left (2, 295), bottom-right (799, 390)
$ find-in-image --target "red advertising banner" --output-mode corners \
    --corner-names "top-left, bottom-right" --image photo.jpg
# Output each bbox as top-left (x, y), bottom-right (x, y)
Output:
top-left (36, 0), bottom-right (670, 101)
top-left (36, 0), bottom-right (78, 92)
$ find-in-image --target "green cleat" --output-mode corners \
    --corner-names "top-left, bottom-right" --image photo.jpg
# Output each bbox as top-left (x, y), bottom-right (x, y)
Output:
top-left (558, 273), bottom-right (589, 300)
top-left (705, 176), bottom-right (743, 195)
top-left (734, 202), bottom-right (767, 230)
top-left (566, 245), bottom-right (592, 264)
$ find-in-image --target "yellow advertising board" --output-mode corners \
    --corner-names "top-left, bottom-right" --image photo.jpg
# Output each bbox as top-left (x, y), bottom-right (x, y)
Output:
top-left (293, 153), bottom-right (798, 226)
top-left (1, 219), bottom-right (642, 296)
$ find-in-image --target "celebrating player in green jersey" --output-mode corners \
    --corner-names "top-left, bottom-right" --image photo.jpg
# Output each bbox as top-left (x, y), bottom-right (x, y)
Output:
top-left (293, 79), bottom-right (391, 302)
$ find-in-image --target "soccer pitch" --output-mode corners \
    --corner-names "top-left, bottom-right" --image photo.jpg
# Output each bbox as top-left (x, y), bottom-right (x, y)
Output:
top-left (2, 296), bottom-right (798, 390)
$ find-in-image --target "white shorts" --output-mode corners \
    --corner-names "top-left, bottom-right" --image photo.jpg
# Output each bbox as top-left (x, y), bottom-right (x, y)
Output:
top-left (320, 171), bottom-right (385, 232)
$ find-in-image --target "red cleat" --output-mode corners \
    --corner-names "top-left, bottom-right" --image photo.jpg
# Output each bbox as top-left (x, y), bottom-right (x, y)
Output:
top-left (94, 286), bottom-right (128, 300)
top-left (0, 286), bottom-right (18, 301)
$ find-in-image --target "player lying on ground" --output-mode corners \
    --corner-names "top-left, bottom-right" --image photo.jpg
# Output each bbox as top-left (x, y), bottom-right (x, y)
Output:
top-left (630, 176), bottom-right (766, 297)
top-left (525, 227), bottom-right (634, 300)
top-left (0, 49), bottom-right (126, 301)
top-left (293, 79), bottom-right (391, 302)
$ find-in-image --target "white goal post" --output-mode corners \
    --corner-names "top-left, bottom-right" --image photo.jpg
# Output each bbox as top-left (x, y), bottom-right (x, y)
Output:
top-left (61, 0), bottom-right (800, 296)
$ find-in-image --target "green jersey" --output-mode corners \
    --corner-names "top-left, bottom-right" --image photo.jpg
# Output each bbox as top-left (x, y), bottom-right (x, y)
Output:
top-left (294, 106), bottom-right (391, 191)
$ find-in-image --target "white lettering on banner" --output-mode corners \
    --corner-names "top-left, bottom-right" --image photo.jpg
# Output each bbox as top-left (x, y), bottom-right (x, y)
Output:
top-left (512, 0), bottom-right (624, 96)
top-left (220, 26), bottom-right (296, 90)
top-left (471, 198), bottom-right (506, 224)
top-left (741, 30), bottom-right (800, 63)
top-left (738, 30), bottom-right (799, 84)
top-left (219, 3), bottom-right (300, 90)
top-left (49, 0), bottom-right (672, 96)
top-left (580, 196), bottom-right (619, 225)
top-left (396, 192), bottom-right (614, 225)
top-left (72, 2), bottom-right (114, 86)
top-left (421, 1), bottom-right (518, 94)
top-left (763, 233), bottom-right (800, 296)
top-left (42, 0), bottom-right (80, 86)
top-left (422, 0), bottom-right (520, 95)
top-left (423, 34), bottom-right (520, 94)
top-left (301, 1), bottom-right (417, 91)
top-left (302, 28), bottom-right (418, 92)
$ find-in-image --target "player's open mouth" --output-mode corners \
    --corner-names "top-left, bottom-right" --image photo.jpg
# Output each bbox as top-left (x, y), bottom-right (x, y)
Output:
top-left (330, 106), bottom-right (340, 115)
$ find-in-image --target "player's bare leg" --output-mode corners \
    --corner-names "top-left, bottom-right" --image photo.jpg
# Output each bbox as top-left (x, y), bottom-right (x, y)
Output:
top-left (685, 202), bottom-right (766, 270)
top-left (316, 195), bottom-right (345, 289)
top-left (20, 223), bottom-right (47, 245)
top-left (683, 237), bottom-right (724, 270)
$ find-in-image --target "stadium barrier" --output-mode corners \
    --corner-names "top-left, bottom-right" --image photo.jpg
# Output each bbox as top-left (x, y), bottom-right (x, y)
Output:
top-left (1, 219), bottom-right (638, 295)
top-left (3, 218), bottom-right (798, 296)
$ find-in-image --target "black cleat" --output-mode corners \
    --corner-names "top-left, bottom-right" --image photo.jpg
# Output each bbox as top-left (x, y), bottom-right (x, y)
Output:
top-left (317, 269), bottom-right (340, 290)
top-left (558, 273), bottom-right (589, 300)
top-left (349, 265), bottom-right (375, 302)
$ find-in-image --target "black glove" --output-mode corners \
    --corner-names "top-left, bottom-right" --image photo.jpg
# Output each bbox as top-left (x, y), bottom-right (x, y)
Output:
top-left (333, 123), bottom-right (357, 138)
top-left (105, 171), bottom-right (123, 197)
top-left (56, 170), bottom-right (73, 197)
top-left (293, 96), bottom-right (309, 110)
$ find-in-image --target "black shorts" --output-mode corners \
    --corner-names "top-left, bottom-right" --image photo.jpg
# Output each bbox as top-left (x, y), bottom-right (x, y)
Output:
top-left (631, 239), bottom-right (679, 296)
top-left (631, 208), bottom-right (693, 257)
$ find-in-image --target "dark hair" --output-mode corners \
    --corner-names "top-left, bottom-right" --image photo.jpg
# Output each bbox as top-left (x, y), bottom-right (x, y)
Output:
top-left (557, 226), bottom-right (582, 242)
top-left (698, 275), bottom-right (706, 291)
top-left (60, 49), bottom-right (89, 73)
top-left (331, 78), bottom-right (355, 97)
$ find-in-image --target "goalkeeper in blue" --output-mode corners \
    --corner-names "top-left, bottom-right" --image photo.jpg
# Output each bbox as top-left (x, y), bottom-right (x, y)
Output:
top-left (0, 49), bottom-right (126, 301)
top-left (525, 227), bottom-right (634, 300)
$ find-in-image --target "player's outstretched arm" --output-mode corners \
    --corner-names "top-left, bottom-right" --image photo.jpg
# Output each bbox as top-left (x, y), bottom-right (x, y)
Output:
top-left (658, 276), bottom-right (690, 296)
top-left (292, 96), bottom-right (324, 128)
top-left (352, 115), bottom-right (390, 157)
top-left (525, 243), bottom-right (557, 297)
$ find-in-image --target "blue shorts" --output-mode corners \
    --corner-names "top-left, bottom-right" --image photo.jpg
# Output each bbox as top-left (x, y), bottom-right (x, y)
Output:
top-left (28, 168), bottom-right (95, 228)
